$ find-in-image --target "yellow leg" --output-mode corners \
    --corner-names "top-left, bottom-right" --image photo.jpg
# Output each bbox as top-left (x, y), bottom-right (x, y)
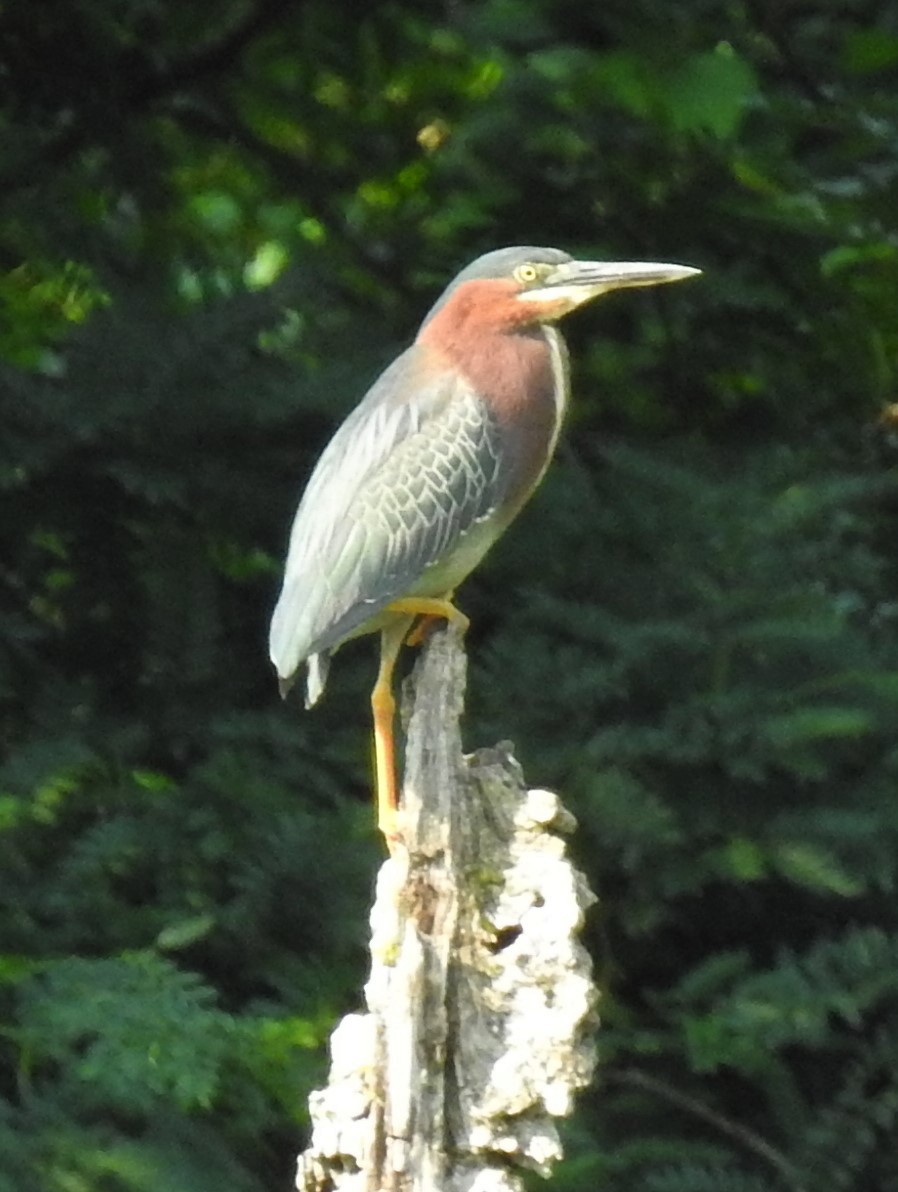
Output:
top-left (371, 598), bottom-right (468, 847)
top-left (371, 618), bottom-right (412, 847)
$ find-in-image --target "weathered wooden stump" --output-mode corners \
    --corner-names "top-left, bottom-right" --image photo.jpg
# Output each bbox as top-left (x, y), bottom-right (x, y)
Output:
top-left (296, 625), bottom-right (597, 1192)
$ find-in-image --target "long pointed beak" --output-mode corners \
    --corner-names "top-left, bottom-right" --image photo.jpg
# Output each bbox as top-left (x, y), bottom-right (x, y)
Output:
top-left (517, 259), bottom-right (701, 311)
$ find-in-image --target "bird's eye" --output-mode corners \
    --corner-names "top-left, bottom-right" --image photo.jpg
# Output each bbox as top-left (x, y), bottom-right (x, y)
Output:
top-left (514, 263), bottom-right (540, 285)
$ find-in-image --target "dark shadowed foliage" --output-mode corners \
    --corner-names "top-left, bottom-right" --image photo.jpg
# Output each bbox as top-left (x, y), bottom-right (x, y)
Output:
top-left (2, 0), bottom-right (898, 1188)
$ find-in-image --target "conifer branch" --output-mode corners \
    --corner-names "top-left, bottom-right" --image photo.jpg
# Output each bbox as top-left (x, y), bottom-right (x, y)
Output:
top-left (612, 1068), bottom-right (809, 1192)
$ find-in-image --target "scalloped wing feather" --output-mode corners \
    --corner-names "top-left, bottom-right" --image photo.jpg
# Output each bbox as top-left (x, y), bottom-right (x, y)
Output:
top-left (269, 344), bottom-right (506, 690)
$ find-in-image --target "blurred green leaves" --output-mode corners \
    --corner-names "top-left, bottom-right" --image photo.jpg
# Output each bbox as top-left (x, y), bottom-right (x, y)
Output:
top-left (3, 3), bottom-right (898, 1192)
top-left (593, 43), bottom-right (758, 139)
top-left (664, 45), bottom-right (758, 139)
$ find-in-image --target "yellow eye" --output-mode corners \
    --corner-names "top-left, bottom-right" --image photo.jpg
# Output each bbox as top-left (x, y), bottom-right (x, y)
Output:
top-left (514, 263), bottom-right (540, 285)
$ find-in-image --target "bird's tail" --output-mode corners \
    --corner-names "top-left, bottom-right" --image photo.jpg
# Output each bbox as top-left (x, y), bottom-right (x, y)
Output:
top-left (305, 652), bottom-right (331, 709)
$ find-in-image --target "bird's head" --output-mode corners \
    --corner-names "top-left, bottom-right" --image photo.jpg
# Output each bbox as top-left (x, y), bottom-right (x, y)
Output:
top-left (419, 245), bottom-right (700, 336)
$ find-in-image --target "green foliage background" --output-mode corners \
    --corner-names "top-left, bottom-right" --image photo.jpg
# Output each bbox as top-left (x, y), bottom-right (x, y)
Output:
top-left (2, 0), bottom-right (898, 1188)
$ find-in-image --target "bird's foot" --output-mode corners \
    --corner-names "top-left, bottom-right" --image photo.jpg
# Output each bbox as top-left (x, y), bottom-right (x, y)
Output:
top-left (405, 614), bottom-right (439, 647)
top-left (385, 596), bottom-right (469, 634)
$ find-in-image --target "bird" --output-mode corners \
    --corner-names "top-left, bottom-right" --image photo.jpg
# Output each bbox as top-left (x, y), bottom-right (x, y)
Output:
top-left (270, 246), bottom-right (700, 843)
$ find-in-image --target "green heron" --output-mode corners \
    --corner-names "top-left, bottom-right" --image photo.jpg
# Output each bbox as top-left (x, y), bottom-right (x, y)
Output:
top-left (270, 246), bottom-right (699, 842)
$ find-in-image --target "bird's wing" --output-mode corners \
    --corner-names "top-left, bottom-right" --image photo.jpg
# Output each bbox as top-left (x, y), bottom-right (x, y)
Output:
top-left (269, 344), bottom-right (505, 683)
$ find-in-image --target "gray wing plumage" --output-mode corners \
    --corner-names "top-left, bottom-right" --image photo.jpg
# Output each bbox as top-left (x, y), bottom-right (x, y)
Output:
top-left (269, 343), bottom-right (505, 691)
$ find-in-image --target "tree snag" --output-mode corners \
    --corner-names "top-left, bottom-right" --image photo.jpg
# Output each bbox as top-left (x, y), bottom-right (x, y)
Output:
top-left (297, 625), bottom-right (598, 1192)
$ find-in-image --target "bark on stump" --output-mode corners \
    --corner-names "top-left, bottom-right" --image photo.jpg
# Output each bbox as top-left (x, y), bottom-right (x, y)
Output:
top-left (296, 625), bottom-right (598, 1192)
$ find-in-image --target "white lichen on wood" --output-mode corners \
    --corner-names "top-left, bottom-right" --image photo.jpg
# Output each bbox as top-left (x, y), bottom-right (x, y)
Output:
top-left (296, 626), bottom-right (597, 1192)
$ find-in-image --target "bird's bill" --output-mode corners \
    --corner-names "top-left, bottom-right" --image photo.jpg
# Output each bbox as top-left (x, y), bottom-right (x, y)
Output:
top-left (516, 259), bottom-right (701, 311)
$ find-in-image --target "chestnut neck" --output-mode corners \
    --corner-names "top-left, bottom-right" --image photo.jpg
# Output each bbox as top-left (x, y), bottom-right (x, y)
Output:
top-left (417, 278), bottom-right (556, 415)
